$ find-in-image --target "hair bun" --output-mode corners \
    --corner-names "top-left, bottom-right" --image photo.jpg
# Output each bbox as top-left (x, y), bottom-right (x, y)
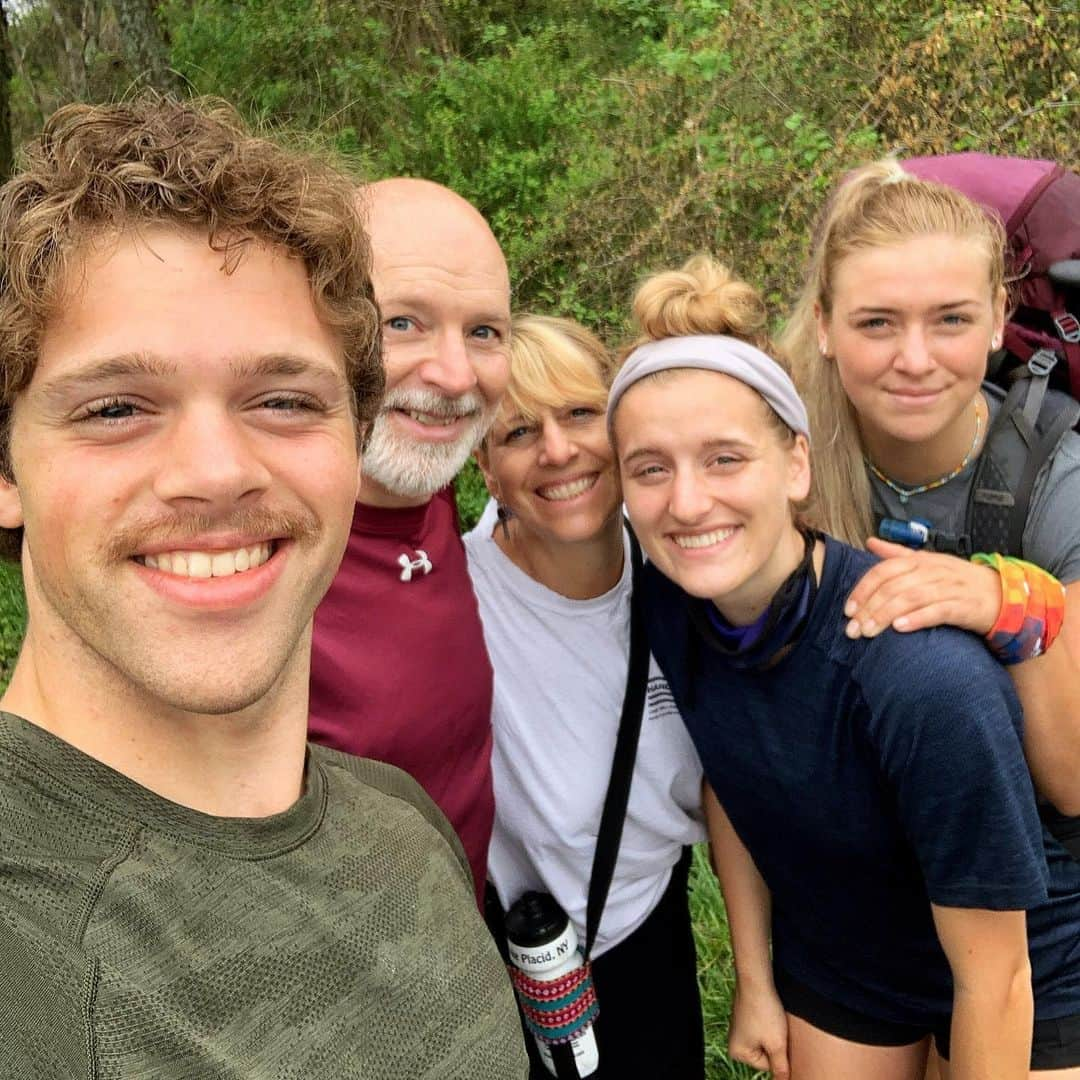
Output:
top-left (631, 253), bottom-right (769, 348)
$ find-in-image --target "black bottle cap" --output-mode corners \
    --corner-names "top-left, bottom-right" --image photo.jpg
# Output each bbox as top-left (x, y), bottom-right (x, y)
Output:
top-left (504, 891), bottom-right (569, 948)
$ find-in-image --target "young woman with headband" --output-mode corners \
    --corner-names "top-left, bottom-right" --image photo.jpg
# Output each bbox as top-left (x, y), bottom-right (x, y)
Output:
top-left (780, 161), bottom-right (1080, 856)
top-left (465, 314), bottom-right (706, 1077)
top-left (608, 255), bottom-right (1080, 1078)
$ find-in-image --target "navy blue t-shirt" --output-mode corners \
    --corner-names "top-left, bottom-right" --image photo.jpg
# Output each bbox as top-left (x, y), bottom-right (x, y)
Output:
top-left (645, 535), bottom-right (1080, 1026)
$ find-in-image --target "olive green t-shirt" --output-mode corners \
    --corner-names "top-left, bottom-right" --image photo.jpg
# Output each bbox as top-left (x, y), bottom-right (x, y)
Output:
top-left (0, 712), bottom-right (527, 1079)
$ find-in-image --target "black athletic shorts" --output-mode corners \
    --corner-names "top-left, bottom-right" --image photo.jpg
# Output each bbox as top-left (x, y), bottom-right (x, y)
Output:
top-left (775, 966), bottom-right (1080, 1070)
top-left (1044, 805), bottom-right (1080, 862)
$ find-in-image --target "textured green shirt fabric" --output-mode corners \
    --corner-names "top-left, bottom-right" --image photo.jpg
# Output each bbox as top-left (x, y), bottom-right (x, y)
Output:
top-left (0, 712), bottom-right (527, 1079)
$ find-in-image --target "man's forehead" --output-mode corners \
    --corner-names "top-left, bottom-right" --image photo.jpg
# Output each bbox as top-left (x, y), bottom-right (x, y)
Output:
top-left (374, 252), bottom-right (509, 301)
top-left (32, 229), bottom-right (350, 391)
top-left (364, 181), bottom-right (509, 297)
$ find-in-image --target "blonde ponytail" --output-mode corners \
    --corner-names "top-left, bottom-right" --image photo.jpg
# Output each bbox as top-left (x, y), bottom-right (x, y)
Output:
top-left (782, 293), bottom-right (873, 544)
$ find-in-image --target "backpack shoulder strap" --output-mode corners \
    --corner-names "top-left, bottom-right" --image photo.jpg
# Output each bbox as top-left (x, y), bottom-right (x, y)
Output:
top-left (967, 379), bottom-right (1080, 557)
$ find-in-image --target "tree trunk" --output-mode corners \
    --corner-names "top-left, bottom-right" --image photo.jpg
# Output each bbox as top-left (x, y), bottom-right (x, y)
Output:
top-left (112, 0), bottom-right (179, 93)
top-left (0, 0), bottom-right (13, 183)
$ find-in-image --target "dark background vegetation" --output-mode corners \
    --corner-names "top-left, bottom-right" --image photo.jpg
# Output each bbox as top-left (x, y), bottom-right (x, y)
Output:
top-left (5, 0), bottom-right (1077, 329)
top-left (0, 2), bottom-right (1076, 1074)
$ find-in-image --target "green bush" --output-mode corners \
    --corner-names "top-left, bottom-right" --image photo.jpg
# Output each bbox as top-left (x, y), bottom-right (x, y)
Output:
top-left (0, 561), bottom-right (25, 689)
top-left (454, 459), bottom-right (492, 533)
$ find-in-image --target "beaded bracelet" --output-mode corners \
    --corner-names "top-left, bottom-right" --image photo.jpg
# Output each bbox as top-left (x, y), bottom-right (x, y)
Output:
top-left (970, 553), bottom-right (1066, 665)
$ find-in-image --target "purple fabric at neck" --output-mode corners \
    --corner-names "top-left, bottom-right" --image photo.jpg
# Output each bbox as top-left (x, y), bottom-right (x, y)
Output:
top-left (700, 533), bottom-right (817, 670)
top-left (706, 602), bottom-right (772, 651)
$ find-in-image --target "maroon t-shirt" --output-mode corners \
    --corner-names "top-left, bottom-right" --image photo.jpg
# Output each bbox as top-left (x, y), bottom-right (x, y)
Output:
top-left (309, 487), bottom-right (494, 903)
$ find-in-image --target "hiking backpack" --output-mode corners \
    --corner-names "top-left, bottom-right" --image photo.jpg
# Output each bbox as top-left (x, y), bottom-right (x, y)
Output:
top-left (905, 153), bottom-right (1080, 398)
top-left (889, 154), bottom-right (1080, 558)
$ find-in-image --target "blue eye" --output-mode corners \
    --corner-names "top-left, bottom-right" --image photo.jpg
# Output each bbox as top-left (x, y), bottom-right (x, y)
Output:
top-left (99, 401), bottom-right (137, 419)
top-left (260, 395), bottom-right (322, 412)
top-left (386, 316), bottom-right (414, 332)
top-left (633, 463), bottom-right (666, 479)
top-left (80, 398), bottom-right (141, 422)
top-left (472, 325), bottom-right (501, 341)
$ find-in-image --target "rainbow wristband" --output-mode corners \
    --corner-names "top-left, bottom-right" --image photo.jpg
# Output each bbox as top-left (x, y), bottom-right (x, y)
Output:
top-left (970, 553), bottom-right (1066, 665)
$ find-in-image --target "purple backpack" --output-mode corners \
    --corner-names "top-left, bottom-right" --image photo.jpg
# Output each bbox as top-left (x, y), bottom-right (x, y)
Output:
top-left (905, 153), bottom-right (1080, 397)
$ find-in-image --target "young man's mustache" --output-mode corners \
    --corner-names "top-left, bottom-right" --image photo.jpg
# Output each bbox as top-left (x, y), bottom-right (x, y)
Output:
top-left (105, 507), bottom-right (319, 561)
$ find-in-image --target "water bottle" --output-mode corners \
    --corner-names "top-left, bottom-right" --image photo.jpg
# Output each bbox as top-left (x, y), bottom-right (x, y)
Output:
top-left (879, 517), bottom-right (933, 549)
top-left (505, 892), bottom-right (600, 1078)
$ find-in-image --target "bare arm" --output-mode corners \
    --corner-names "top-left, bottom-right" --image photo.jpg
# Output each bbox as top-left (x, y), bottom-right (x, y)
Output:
top-left (1007, 580), bottom-right (1080, 814)
top-left (931, 904), bottom-right (1032, 1080)
top-left (704, 782), bottom-right (789, 1079)
top-left (846, 541), bottom-right (1080, 811)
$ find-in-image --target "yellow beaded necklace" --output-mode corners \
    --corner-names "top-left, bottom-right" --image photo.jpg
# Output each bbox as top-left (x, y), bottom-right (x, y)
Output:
top-left (865, 397), bottom-right (985, 504)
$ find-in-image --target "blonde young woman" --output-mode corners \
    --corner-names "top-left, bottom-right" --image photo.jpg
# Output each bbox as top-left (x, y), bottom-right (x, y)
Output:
top-left (608, 255), bottom-right (1080, 1079)
top-left (463, 314), bottom-right (706, 1078)
top-left (780, 162), bottom-right (1080, 857)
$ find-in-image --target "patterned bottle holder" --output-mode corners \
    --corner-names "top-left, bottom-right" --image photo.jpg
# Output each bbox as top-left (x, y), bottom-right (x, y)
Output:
top-left (505, 892), bottom-right (600, 1078)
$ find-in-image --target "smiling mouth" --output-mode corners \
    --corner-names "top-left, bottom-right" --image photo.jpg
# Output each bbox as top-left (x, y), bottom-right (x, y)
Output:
top-left (887, 387), bottom-right (943, 399)
top-left (133, 542), bottom-right (275, 578)
top-left (672, 527), bottom-right (737, 549)
top-left (538, 474), bottom-right (598, 501)
top-left (395, 407), bottom-right (473, 428)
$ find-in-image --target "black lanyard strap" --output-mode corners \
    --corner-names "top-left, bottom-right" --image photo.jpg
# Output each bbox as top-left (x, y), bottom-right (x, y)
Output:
top-left (583, 528), bottom-right (649, 960)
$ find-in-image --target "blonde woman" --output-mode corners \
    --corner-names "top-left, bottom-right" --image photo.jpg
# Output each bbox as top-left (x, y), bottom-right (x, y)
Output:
top-left (780, 162), bottom-right (1080, 859)
top-left (609, 254), bottom-right (1080, 1078)
top-left (464, 315), bottom-right (706, 1078)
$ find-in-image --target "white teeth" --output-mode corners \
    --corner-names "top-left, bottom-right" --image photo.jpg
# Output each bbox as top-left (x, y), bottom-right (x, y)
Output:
top-left (540, 475), bottom-right (597, 501)
top-left (407, 410), bottom-right (459, 427)
top-left (189, 552), bottom-right (212, 578)
top-left (210, 552), bottom-right (235, 577)
top-left (139, 543), bottom-right (272, 579)
top-left (673, 527), bottom-right (736, 549)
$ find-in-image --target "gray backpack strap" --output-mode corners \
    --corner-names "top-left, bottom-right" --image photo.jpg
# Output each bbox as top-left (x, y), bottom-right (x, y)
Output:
top-left (967, 378), bottom-right (1080, 557)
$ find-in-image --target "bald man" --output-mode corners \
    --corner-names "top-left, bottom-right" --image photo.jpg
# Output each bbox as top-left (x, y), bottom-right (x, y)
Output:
top-left (309, 180), bottom-right (511, 900)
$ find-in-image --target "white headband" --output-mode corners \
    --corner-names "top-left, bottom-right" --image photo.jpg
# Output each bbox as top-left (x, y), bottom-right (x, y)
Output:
top-left (606, 334), bottom-right (810, 441)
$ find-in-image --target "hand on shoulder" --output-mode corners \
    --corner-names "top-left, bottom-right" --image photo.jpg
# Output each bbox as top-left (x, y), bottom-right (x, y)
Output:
top-left (843, 538), bottom-right (1000, 639)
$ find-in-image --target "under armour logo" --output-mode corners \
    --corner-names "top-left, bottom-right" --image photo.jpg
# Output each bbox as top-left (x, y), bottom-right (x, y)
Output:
top-left (398, 549), bottom-right (433, 582)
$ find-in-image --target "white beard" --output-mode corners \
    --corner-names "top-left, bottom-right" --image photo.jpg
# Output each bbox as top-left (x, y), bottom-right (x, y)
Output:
top-left (362, 387), bottom-right (496, 499)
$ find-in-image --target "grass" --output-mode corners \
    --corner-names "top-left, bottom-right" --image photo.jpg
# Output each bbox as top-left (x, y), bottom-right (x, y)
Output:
top-left (0, 535), bottom-right (756, 1078)
top-left (690, 847), bottom-right (765, 1080)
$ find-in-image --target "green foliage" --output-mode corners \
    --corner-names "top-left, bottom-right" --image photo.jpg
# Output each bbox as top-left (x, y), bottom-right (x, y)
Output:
top-left (454, 459), bottom-right (491, 533)
top-left (0, 561), bottom-right (25, 690)
top-left (11, 0), bottom-right (1074, 333)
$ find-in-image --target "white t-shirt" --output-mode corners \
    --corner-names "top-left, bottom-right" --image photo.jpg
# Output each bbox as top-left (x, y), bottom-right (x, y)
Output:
top-left (464, 505), bottom-right (705, 957)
